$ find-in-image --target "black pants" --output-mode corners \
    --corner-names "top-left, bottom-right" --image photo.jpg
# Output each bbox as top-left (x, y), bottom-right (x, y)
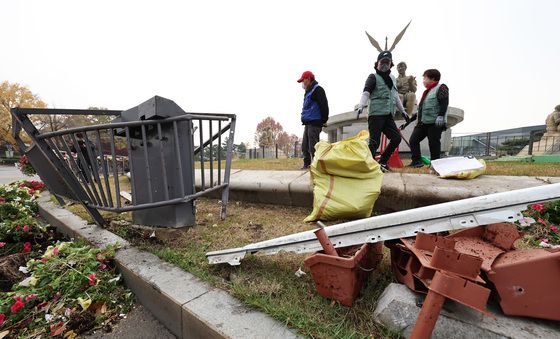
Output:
top-left (367, 115), bottom-right (401, 164)
top-left (302, 125), bottom-right (322, 167)
top-left (409, 123), bottom-right (443, 163)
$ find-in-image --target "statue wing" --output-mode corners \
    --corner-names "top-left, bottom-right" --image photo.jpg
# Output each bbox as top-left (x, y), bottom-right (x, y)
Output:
top-left (389, 20), bottom-right (412, 52)
top-left (365, 31), bottom-right (384, 52)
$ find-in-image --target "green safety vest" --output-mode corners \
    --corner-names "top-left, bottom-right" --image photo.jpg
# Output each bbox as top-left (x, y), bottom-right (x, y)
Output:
top-left (368, 74), bottom-right (398, 116)
top-left (421, 83), bottom-right (447, 124)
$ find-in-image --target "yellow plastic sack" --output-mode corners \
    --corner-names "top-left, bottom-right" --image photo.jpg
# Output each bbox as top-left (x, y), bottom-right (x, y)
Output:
top-left (304, 130), bottom-right (383, 222)
top-left (437, 159), bottom-right (486, 179)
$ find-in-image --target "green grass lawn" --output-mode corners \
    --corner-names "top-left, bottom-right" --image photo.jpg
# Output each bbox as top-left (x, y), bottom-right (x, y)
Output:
top-left (57, 158), bottom-right (559, 338)
top-left (199, 158), bottom-right (560, 177)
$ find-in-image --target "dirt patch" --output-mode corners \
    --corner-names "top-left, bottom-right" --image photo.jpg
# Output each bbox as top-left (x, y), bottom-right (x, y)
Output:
top-left (0, 253), bottom-right (27, 291)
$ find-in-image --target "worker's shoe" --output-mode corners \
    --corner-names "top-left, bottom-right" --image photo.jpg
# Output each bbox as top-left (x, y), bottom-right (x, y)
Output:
top-left (407, 162), bottom-right (424, 168)
top-left (379, 162), bottom-right (391, 173)
top-left (300, 165), bottom-right (310, 170)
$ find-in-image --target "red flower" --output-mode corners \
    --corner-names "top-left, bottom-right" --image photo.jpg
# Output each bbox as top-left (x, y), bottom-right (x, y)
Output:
top-left (53, 247), bottom-right (60, 255)
top-left (88, 273), bottom-right (97, 286)
top-left (23, 225), bottom-right (30, 232)
top-left (0, 313), bottom-right (5, 326)
top-left (28, 188), bottom-right (35, 195)
top-left (10, 299), bottom-right (25, 313)
top-left (23, 242), bottom-right (32, 253)
top-left (15, 225), bottom-right (21, 231)
top-left (531, 203), bottom-right (545, 213)
top-left (50, 321), bottom-right (65, 336)
top-left (0, 197), bottom-right (5, 204)
top-left (25, 294), bottom-right (37, 302)
top-left (0, 242), bottom-right (5, 248)
top-left (538, 218), bottom-right (547, 226)
top-left (36, 301), bottom-right (48, 309)
top-left (551, 225), bottom-right (558, 233)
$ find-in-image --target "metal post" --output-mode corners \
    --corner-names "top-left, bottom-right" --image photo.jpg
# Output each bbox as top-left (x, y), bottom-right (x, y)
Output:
top-left (485, 132), bottom-right (491, 156)
top-left (262, 145), bottom-right (265, 159)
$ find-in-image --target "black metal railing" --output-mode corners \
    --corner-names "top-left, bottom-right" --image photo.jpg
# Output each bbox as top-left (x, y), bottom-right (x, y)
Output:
top-left (11, 105), bottom-right (236, 227)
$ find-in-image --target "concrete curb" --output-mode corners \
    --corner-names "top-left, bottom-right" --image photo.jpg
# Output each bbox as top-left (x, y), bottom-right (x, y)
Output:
top-left (197, 170), bottom-right (560, 212)
top-left (37, 195), bottom-right (300, 339)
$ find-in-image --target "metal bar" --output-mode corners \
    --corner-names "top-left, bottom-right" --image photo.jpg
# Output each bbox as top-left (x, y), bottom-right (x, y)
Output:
top-left (124, 127), bottom-right (135, 204)
top-left (108, 128), bottom-right (121, 209)
top-left (220, 117), bottom-right (236, 220)
top-left (59, 135), bottom-right (97, 204)
top-left (173, 121), bottom-right (185, 197)
top-left (207, 183), bottom-right (560, 265)
top-left (91, 183), bottom-right (228, 212)
top-left (140, 124), bottom-right (153, 202)
top-left (13, 108), bottom-right (122, 116)
top-left (38, 114), bottom-right (230, 140)
top-left (83, 132), bottom-right (108, 207)
top-left (218, 120), bottom-right (222, 185)
top-left (69, 133), bottom-right (98, 193)
top-left (157, 123), bottom-right (169, 200)
top-left (209, 120), bottom-right (214, 188)
top-left (194, 123), bottom-right (231, 155)
top-left (198, 119), bottom-right (205, 191)
top-left (96, 129), bottom-right (114, 208)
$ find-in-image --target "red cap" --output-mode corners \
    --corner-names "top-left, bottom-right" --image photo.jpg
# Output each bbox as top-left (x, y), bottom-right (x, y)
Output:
top-left (297, 71), bottom-right (314, 83)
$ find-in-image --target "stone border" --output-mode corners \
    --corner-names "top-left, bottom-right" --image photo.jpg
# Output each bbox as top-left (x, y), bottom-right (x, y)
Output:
top-left (37, 195), bottom-right (300, 339)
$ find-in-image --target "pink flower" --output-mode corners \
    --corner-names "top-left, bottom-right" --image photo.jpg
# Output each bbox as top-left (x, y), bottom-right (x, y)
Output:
top-left (88, 273), bottom-right (97, 286)
top-left (22, 242), bottom-right (32, 253)
top-left (15, 225), bottom-right (21, 231)
top-left (551, 225), bottom-right (558, 233)
top-left (23, 225), bottom-right (30, 232)
top-left (53, 247), bottom-right (60, 255)
top-left (538, 218), bottom-right (547, 226)
top-left (0, 242), bottom-right (5, 248)
top-left (531, 203), bottom-right (545, 213)
top-left (10, 299), bottom-right (25, 313)
top-left (0, 313), bottom-right (5, 326)
top-left (0, 197), bottom-right (5, 204)
top-left (25, 294), bottom-right (37, 302)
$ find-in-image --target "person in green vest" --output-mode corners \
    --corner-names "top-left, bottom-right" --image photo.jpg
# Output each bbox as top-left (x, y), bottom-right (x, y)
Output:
top-left (408, 69), bottom-right (449, 168)
top-left (356, 51), bottom-right (410, 172)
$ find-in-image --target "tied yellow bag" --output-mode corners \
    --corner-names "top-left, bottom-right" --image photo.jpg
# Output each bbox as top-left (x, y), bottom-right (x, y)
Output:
top-left (304, 130), bottom-right (383, 222)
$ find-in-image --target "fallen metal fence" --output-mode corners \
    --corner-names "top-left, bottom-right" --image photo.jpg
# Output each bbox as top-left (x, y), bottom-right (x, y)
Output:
top-left (11, 97), bottom-right (236, 228)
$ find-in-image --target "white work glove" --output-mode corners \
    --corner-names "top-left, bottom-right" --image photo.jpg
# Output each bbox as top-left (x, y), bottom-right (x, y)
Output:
top-left (356, 91), bottom-right (370, 119)
top-left (435, 116), bottom-right (445, 128)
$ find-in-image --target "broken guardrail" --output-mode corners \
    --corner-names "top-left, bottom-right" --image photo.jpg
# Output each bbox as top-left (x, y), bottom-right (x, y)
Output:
top-left (12, 96), bottom-right (236, 228)
top-left (206, 183), bottom-right (560, 265)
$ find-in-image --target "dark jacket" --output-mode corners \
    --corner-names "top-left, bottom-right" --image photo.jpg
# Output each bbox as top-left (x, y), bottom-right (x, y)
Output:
top-left (302, 80), bottom-right (329, 126)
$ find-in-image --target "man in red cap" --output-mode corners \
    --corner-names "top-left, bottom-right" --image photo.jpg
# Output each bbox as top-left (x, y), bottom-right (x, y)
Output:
top-left (297, 70), bottom-right (329, 169)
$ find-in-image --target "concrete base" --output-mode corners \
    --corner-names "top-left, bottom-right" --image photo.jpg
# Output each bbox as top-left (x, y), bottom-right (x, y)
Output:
top-left (196, 170), bottom-right (560, 213)
top-left (374, 283), bottom-right (560, 339)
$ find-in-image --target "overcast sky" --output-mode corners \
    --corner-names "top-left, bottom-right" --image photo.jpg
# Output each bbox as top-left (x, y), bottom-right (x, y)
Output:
top-left (2, 0), bottom-right (559, 145)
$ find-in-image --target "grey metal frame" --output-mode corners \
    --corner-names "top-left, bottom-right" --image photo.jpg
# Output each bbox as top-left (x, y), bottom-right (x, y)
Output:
top-left (11, 107), bottom-right (236, 226)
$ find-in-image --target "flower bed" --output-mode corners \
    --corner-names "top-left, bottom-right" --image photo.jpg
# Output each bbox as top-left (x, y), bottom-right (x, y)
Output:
top-left (519, 201), bottom-right (560, 246)
top-left (15, 155), bottom-right (36, 177)
top-left (0, 180), bottom-right (134, 338)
